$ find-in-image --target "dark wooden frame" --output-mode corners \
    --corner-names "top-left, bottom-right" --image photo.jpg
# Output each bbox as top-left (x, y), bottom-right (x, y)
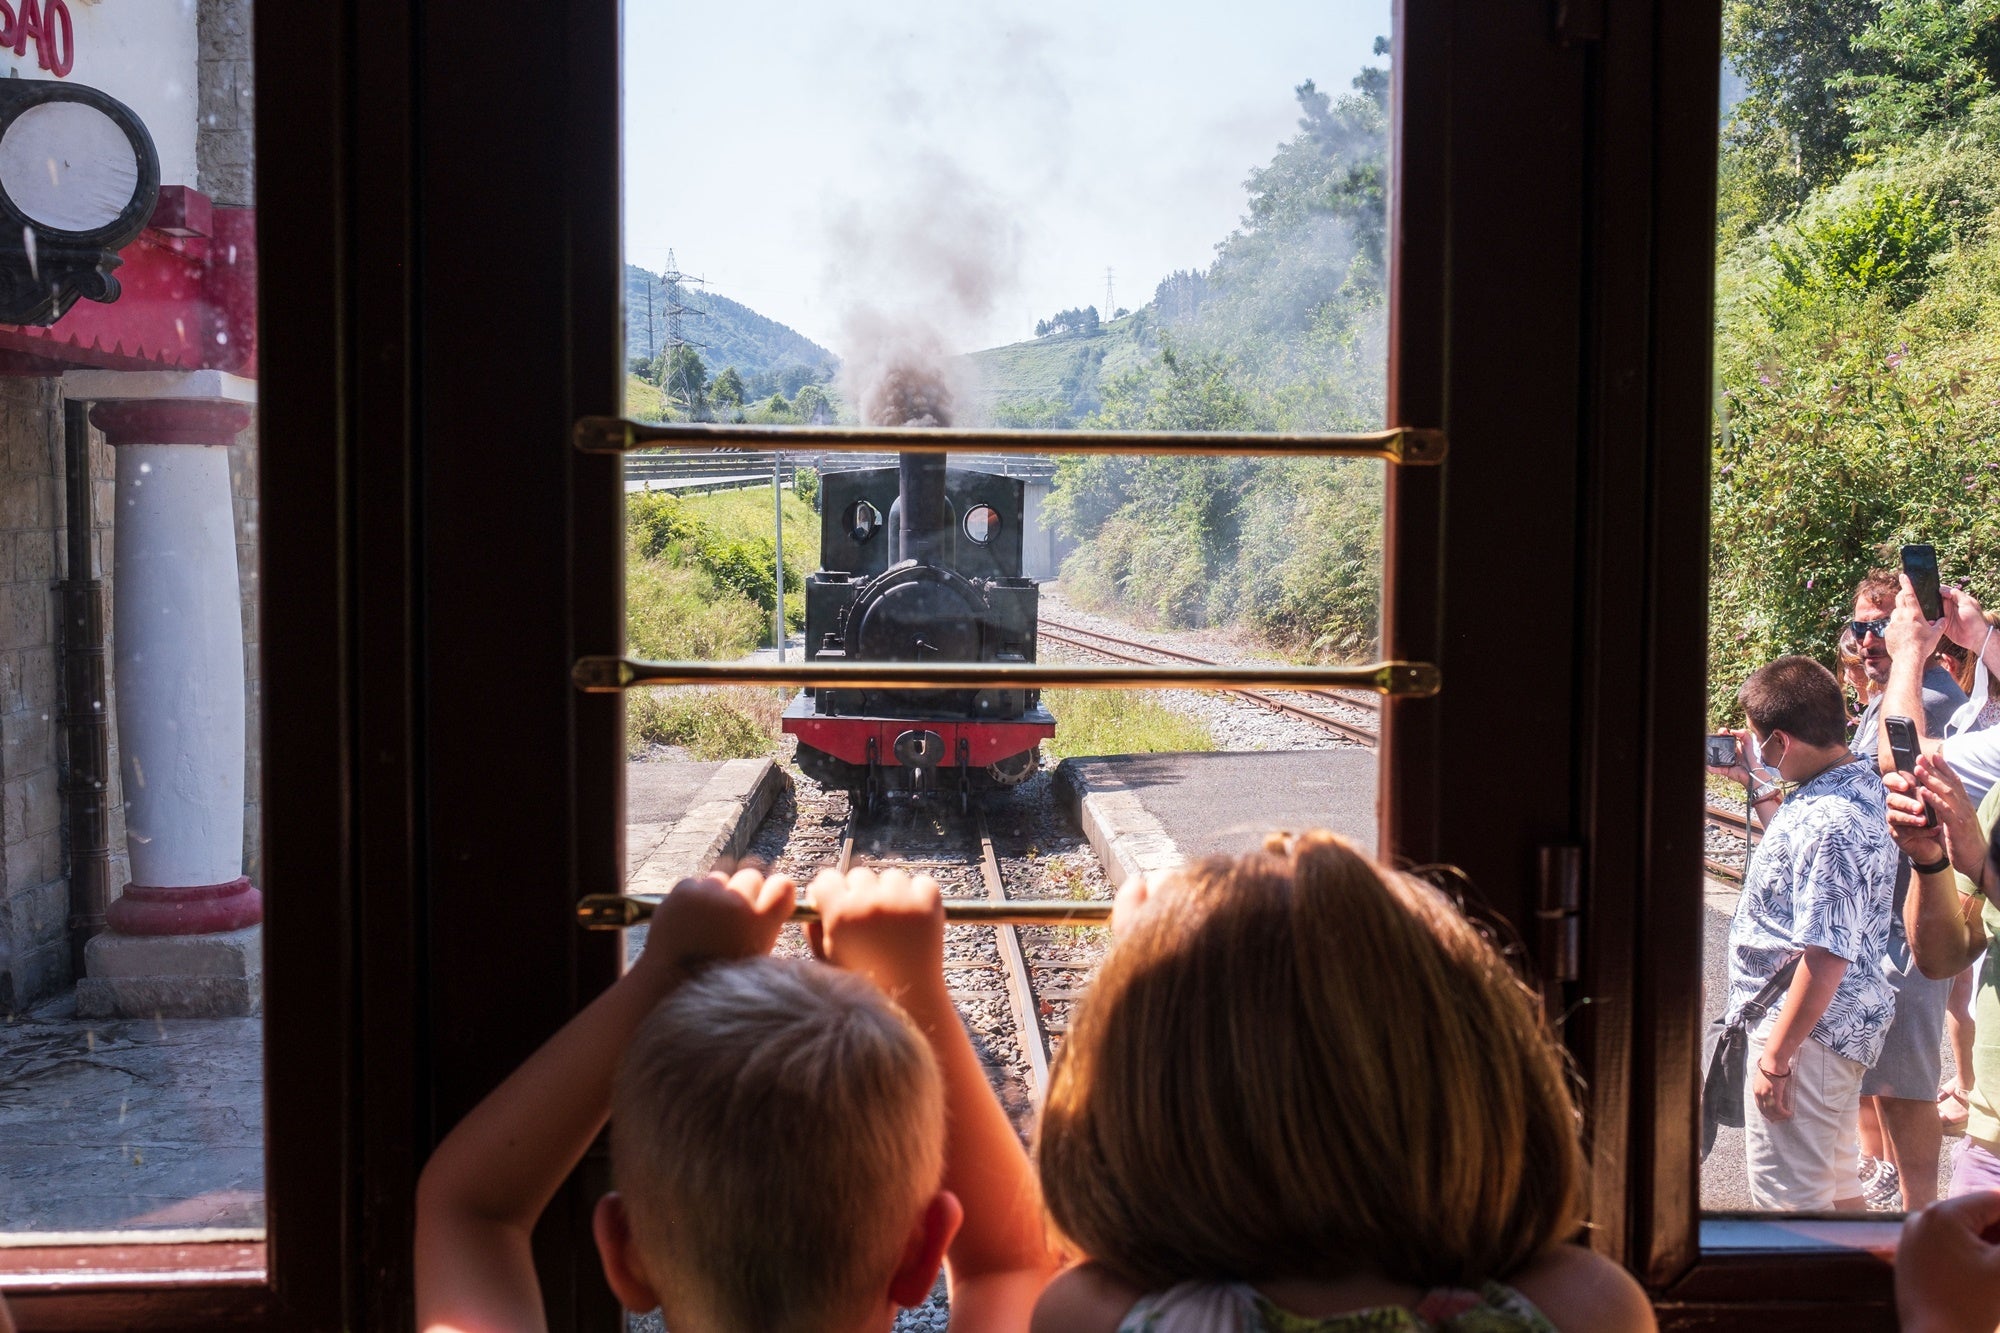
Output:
top-left (1383, 2), bottom-right (1898, 1327)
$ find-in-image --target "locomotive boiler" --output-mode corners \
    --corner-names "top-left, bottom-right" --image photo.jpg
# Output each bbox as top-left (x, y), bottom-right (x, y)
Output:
top-left (781, 450), bottom-right (1055, 810)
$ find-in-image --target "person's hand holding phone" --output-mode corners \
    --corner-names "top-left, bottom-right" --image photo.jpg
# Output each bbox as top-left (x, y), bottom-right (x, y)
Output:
top-left (1706, 727), bottom-right (1758, 789)
top-left (1885, 770), bottom-right (1948, 866)
top-left (1889, 573), bottom-right (1949, 663)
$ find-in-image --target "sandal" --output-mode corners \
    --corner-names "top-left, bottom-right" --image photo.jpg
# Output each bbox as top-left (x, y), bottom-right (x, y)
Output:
top-left (1940, 1086), bottom-right (1971, 1138)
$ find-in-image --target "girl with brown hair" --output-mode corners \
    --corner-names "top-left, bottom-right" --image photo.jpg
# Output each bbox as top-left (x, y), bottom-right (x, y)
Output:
top-left (1030, 831), bottom-right (1654, 1333)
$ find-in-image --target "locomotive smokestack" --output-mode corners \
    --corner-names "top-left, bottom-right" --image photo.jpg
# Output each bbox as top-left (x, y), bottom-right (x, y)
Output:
top-left (865, 361), bottom-right (955, 566)
top-left (898, 453), bottom-right (949, 564)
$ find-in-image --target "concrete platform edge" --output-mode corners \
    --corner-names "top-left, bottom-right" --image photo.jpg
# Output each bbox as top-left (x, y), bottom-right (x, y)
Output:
top-left (1053, 757), bottom-right (1188, 886)
top-left (627, 758), bottom-right (793, 894)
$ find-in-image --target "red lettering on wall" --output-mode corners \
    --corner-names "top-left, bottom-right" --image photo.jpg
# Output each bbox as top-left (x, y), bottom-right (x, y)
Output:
top-left (0, 3), bottom-right (16, 49)
top-left (39, 0), bottom-right (65, 76)
top-left (13, 0), bottom-right (39, 63)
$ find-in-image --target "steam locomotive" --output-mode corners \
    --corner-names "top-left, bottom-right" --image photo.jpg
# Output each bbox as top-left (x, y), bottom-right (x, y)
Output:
top-left (781, 452), bottom-right (1055, 810)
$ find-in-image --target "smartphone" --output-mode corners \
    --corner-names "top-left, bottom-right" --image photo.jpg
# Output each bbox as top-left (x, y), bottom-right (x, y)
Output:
top-left (1885, 715), bottom-right (1938, 827)
top-left (1902, 543), bottom-right (1944, 621)
top-left (1706, 734), bottom-right (1739, 768)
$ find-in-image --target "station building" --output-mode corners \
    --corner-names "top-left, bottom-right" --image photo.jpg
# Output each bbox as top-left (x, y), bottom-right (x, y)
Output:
top-left (0, 0), bottom-right (260, 1018)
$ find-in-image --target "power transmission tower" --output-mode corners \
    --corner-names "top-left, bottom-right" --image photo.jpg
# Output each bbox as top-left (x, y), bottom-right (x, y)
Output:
top-left (659, 248), bottom-right (709, 413)
top-left (1104, 266), bottom-right (1115, 318)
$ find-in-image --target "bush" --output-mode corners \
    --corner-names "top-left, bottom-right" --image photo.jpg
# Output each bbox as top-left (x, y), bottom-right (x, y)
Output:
top-left (628, 688), bottom-right (785, 759)
top-left (793, 466), bottom-right (819, 508)
top-left (625, 550), bottom-right (764, 661)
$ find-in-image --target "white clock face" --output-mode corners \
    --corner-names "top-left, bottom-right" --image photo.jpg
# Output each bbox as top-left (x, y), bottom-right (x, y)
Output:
top-left (0, 99), bottom-right (140, 233)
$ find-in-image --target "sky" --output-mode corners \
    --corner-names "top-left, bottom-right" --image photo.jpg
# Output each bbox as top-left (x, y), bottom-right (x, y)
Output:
top-left (622, 1), bottom-right (1390, 359)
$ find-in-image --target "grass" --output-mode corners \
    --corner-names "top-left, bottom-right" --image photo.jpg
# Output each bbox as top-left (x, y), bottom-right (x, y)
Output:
top-left (1041, 689), bottom-right (1215, 760)
top-left (625, 373), bottom-right (669, 423)
top-left (625, 547), bottom-right (764, 661)
top-left (676, 484), bottom-right (819, 579)
top-left (628, 687), bottom-right (788, 759)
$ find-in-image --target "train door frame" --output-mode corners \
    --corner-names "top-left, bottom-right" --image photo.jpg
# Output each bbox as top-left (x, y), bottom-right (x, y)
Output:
top-left (4, 1), bottom-right (1903, 1329)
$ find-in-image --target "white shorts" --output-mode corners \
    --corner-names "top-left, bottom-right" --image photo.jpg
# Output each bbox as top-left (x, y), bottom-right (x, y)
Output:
top-left (1744, 1033), bottom-right (1865, 1211)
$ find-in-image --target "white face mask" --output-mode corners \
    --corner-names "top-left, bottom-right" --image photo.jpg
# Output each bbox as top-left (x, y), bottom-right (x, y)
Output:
top-left (1754, 731), bottom-right (1788, 777)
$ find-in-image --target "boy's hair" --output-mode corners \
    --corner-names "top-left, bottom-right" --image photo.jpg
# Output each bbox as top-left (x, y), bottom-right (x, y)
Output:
top-left (1739, 655), bottom-right (1847, 748)
top-left (1854, 567), bottom-right (1901, 613)
top-left (611, 957), bottom-right (943, 1333)
top-left (1036, 831), bottom-right (1585, 1291)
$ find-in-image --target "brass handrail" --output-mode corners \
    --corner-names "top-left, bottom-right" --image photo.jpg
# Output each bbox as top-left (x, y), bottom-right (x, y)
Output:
top-left (577, 893), bottom-right (1113, 931)
top-left (573, 656), bottom-right (1441, 697)
top-left (574, 417), bottom-right (1447, 465)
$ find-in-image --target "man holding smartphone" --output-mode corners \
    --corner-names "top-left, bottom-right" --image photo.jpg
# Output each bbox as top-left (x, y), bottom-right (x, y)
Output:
top-left (1715, 656), bottom-right (1898, 1210)
top-left (1846, 570), bottom-right (1965, 1209)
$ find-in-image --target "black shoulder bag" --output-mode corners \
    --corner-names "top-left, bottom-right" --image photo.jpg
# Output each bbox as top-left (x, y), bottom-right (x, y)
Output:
top-left (1700, 952), bottom-right (1803, 1162)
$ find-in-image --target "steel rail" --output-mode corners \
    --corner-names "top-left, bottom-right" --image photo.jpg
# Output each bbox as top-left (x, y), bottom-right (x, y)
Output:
top-left (977, 811), bottom-right (1050, 1094)
top-left (574, 417), bottom-right (1448, 465)
top-left (572, 655), bottom-right (1440, 698)
top-left (1037, 627), bottom-right (1381, 747)
top-left (575, 893), bottom-right (1113, 931)
top-left (1038, 617), bottom-right (1383, 714)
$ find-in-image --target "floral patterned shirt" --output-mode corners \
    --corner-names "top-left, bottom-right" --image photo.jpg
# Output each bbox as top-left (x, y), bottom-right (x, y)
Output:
top-left (1116, 1281), bottom-right (1556, 1333)
top-left (1724, 757), bottom-right (1898, 1066)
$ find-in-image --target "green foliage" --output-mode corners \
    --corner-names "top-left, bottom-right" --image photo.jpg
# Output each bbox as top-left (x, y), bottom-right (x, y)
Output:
top-left (1710, 81), bottom-right (2000, 720)
top-left (625, 552), bottom-right (764, 661)
top-left (1769, 184), bottom-right (1956, 305)
top-left (627, 689), bottom-right (784, 759)
top-left (793, 466), bottom-right (819, 508)
top-left (1720, 0), bottom-right (1884, 230)
top-left (628, 486), bottom-right (814, 636)
top-left (711, 365), bottom-right (746, 406)
top-left (1845, 0), bottom-right (2000, 152)
top-left (793, 383), bottom-right (833, 423)
top-left (1040, 690), bottom-right (1215, 760)
top-left (662, 345), bottom-right (710, 413)
top-left (625, 373), bottom-right (670, 423)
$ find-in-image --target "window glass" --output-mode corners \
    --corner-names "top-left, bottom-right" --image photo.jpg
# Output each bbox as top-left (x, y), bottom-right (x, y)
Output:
top-left (1701, 3), bottom-right (1998, 1217)
top-left (620, 5), bottom-right (1391, 1320)
top-left (0, 0), bottom-right (264, 1242)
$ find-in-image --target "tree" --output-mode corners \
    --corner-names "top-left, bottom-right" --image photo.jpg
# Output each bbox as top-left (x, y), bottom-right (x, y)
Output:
top-left (792, 383), bottom-right (832, 423)
top-left (1844, 0), bottom-right (2000, 151)
top-left (711, 365), bottom-right (746, 407)
top-left (1719, 0), bottom-right (1884, 229)
top-left (663, 345), bottom-right (709, 413)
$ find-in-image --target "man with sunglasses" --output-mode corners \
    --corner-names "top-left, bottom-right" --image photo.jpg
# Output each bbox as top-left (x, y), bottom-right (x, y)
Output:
top-left (1842, 572), bottom-right (1968, 1211)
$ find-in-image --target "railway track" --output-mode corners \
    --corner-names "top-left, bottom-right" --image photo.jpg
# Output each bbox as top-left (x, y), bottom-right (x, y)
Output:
top-left (1703, 799), bottom-right (1759, 884)
top-left (743, 778), bottom-right (1111, 1131)
top-left (1037, 617), bottom-right (1381, 747)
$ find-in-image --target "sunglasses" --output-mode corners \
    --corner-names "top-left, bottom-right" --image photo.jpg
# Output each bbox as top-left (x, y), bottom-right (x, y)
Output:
top-left (1850, 618), bottom-right (1890, 639)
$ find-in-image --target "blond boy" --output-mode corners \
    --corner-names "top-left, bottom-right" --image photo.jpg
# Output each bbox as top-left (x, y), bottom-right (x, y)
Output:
top-left (415, 866), bottom-right (1057, 1333)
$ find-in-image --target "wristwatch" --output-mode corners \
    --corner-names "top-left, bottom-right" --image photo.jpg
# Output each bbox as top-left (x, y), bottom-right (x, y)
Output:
top-left (1749, 781), bottom-right (1782, 803)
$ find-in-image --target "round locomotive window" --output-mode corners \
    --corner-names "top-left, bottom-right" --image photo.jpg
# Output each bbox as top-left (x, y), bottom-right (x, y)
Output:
top-left (963, 504), bottom-right (1000, 545)
top-left (842, 499), bottom-right (881, 543)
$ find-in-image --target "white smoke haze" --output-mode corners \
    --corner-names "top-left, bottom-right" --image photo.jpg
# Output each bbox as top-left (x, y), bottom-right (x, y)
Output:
top-left (827, 151), bottom-right (1023, 428)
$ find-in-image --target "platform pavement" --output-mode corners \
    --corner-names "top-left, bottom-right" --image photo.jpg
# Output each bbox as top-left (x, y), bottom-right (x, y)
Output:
top-left (1054, 749), bottom-right (1377, 885)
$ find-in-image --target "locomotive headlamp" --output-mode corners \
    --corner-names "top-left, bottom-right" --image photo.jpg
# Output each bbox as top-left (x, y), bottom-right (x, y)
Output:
top-left (963, 504), bottom-right (1000, 545)
top-left (0, 79), bottom-right (158, 325)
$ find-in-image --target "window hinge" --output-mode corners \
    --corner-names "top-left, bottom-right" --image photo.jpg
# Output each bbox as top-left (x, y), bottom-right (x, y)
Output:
top-left (1554, 0), bottom-right (1603, 45)
top-left (1537, 843), bottom-right (1584, 986)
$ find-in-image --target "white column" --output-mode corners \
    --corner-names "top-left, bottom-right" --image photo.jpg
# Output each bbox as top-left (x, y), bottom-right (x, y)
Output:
top-left (91, 398), bottom-right (259, 935)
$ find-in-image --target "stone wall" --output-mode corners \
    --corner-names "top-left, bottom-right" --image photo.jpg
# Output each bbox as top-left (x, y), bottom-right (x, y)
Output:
top-left (198, 0), bottom-right (254, 209)
top-left (0, 382), bottom-right (123, 1013)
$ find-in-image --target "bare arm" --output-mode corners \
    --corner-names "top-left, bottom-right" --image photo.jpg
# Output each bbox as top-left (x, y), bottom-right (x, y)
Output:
top-left (1889, 758), bottom-right (1990, 980)
top-left (414, 870), bottom-right (793, 1333)
top-left (1763, 945), bottom-right (1849, 1067)
top-left (810, 869), bottom-right (1063, 1333)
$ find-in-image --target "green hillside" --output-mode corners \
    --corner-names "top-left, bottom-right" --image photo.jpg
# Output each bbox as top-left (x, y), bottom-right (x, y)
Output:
top-left (961, 315), bottom-right (1153, 426)
top-left (624, 264), bottom-right (837, 387)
